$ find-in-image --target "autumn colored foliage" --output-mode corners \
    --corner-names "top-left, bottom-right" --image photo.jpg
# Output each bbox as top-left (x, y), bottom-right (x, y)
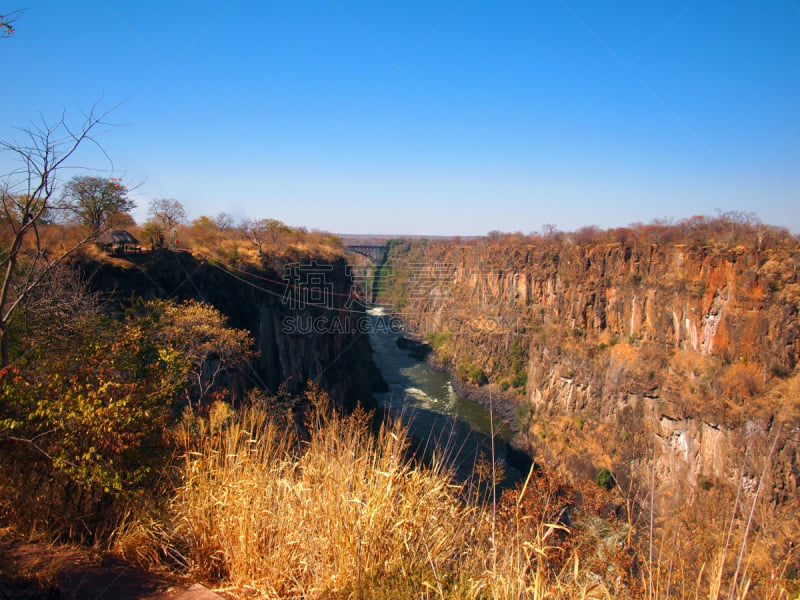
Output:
top-left (0, 297), bottom-right (253, 540)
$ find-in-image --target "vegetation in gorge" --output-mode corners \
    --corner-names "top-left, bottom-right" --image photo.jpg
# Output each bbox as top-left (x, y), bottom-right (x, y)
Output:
top-left (376, 216), bottom-right (800, 435)
top-left (368, 215), bottom-right (800, 598)
top-left (457, 361), bottom-right (487, 386)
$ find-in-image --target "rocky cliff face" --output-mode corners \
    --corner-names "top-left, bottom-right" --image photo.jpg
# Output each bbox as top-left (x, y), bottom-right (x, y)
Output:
top-left (77, 251), bottom-right (380, 409)
top-left (379, 230), bottom-right (800, 513)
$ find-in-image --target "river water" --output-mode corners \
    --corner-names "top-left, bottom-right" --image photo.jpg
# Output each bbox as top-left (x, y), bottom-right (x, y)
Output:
top-left (366, 307), bottom-right (525, 485)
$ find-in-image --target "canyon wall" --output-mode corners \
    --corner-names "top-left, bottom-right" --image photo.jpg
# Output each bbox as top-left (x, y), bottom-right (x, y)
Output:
top-left (379, 230), bottom-right (800, 512)
top-left (78, 250), bottom-right (380, 409)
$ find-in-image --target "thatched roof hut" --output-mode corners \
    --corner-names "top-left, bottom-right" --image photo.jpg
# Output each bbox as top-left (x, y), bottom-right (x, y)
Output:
top-left (98, 229), bottom-right (141, 255)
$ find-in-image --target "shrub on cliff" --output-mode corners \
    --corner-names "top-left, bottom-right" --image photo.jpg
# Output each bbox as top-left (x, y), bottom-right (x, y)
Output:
top-left (134, 298), bottom-right (254, 407)
top-left (457, 362), bottom-right (487, 385)
top-left (511, 371), bottom-right (527, 389)
top-left (0, 297), bottom-right (254, 542)
top-left (595, 467), bottom-right (615, 490)
top-left (0, 313), bottom-right (185, 539)
top-left (509, 339), bottom-right (527, 374)
top-left (425, 331), bottom-right (451, 350)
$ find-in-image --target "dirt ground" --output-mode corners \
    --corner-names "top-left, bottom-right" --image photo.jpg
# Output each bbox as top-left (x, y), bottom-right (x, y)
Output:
top-left (0, 528), bottom-right (223, 600)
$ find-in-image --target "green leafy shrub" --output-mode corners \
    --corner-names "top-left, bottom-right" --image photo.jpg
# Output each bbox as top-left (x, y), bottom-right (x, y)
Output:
top-left (425, 331), bottom-right (451, 350)
top-left (511, 372), bottom-right (527, 389)
top-left (457, 362), bottom-right (486, 385)
top-left (595, 467), bottom-right (615, 491)
top-left (0, 319), bottom-right (183, 539)
top-left (509, 340), bottom-right (527, 374)
top-left (0, 298), bottom-right (253, 541)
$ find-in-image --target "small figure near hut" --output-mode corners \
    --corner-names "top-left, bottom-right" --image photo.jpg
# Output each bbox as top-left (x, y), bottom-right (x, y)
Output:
top-left (149, 227), bottom-right (178, 250)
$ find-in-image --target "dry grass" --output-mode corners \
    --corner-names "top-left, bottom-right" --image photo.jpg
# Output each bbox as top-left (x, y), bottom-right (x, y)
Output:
top-left (164, 393), bottom-right (480, 598)
top-left (178, 222), bottom-right (344, 269)
top-left (138, 391), bottom-right (622, 599)
top-left (109, 391), bottom-right (796, 600)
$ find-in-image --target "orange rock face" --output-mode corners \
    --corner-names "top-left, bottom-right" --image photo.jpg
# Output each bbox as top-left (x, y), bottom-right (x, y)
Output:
top-left (380, 229), bottom-right (800, 513)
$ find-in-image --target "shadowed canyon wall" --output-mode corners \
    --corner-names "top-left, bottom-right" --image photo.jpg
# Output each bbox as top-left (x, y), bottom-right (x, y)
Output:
top-left (77, 251), bottom-right (379, 409)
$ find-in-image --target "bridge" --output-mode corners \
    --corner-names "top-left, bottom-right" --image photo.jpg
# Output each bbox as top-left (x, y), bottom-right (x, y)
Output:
top-left (345, 244), bottom-right (389, 264)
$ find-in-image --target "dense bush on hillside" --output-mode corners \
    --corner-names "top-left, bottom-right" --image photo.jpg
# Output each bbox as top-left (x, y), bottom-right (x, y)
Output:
top-left (0, 292), bottom-right (253, 541)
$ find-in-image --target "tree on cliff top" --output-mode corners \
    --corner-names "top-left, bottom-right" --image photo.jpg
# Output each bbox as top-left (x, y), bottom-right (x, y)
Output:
top-left (240, 217), bottom-right (292, 256)
top-left (59, 175), bottom-right (134, 231)
top-left (148, 197), bottom-right (186, 231)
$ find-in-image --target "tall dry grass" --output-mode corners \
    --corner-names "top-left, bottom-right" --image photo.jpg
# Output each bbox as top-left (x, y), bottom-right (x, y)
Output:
top-left (112, 391), bottom-right (796, 599)
top-left (166, 393), bottom-right (482, 598)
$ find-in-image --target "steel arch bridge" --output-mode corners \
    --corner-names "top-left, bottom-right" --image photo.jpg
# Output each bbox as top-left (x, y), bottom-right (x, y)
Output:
top-left (345, 245), bottom-right (389, 264)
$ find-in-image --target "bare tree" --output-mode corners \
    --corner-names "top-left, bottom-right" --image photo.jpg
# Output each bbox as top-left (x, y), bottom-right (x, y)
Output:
top-left (15, 262), bottom-right (103, 356)
top-left (148, 197), bottom-right (186, 230)
top-left (214, 212), bottom-right (233, 230)
top-left (0, 107), bottom-right (111, 365)
top-left (541, 223), bottom-right (558, 237)
top-left (1, 10), bottom-right (21, 37)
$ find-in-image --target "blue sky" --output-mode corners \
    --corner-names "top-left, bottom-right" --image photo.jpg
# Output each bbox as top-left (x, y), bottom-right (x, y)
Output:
top-left (2, 1), bottom-right (799, 235)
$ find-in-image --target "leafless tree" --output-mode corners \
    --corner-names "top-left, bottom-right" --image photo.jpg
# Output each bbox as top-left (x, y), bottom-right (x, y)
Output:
top-left (15, 263), bottom-right (103, 357)
top-left (214, 212), bottom-right (233, 230)
top-left (1, 9), bottom-right (21, 37)
top-left (148, 197), bottom-right (186, 230)
top-left (541, 223), bottom-right (558, 237)
top-left (0, 107), bottom-right (112, 365)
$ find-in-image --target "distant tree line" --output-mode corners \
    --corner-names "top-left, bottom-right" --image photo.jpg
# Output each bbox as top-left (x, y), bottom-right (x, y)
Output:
top-left (484, 212), bottom-right (793, 252)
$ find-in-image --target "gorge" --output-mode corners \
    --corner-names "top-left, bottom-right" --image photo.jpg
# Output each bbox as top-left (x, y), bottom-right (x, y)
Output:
top-left (370, 220), bottom-right (799, 545)
top-left (5, 218), bottom-right (796, 596)
top-left (82, 223), bottom-right (799, 527)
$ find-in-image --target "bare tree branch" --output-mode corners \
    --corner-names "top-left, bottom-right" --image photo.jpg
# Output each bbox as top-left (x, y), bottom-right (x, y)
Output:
top-left (0, 105), bottom-right (115, 365)
top-left (0, 9), bottom-right (24, 38)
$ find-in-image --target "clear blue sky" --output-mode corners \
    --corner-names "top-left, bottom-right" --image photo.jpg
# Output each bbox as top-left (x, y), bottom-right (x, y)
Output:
top-left (2, 1), bottom-right (799, 235)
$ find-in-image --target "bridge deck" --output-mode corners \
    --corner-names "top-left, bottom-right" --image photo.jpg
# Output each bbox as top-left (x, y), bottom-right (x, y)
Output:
top-left (345, 245), bottom-right (389, 263)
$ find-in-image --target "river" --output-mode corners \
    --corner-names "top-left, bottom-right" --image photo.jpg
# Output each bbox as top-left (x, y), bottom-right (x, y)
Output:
top-left (366, 306), bottom-right (527, 486)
